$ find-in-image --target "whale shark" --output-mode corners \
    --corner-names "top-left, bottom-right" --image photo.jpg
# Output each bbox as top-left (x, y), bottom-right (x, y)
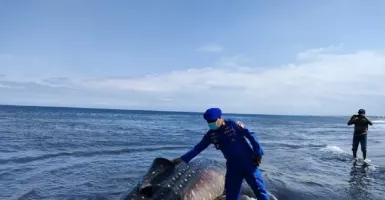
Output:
top-left (119, 157), bottom-right (277, 200)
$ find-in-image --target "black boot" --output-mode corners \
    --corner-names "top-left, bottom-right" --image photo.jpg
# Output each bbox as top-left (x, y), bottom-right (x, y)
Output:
top-left (353, 150), bottom-right (357, 159)
top-left (363, 150), bottom-right (367, 160)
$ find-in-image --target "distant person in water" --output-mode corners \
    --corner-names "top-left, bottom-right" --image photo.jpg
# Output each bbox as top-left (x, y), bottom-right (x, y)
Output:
top-left (172, 107), bottom-right (270, 200)
top-left (347, 109), bottom-right (373, 161)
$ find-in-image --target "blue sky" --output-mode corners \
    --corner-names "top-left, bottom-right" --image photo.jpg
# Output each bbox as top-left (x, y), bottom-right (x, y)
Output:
top-left (1, 0), bottom-right (385, 115)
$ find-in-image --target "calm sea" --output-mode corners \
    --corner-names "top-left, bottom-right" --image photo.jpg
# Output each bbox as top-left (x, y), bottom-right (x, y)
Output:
top-left (0, 105), bottom-right (384, 200)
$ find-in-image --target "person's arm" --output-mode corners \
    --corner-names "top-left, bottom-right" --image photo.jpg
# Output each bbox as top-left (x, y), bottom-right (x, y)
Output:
top-left (347, 115), bottom-right (357, 125)
top-left (174, 133), bottom-right (211, 164)
top-left (233, 120), bottom-right (264, 157)
top-left (366, 117), bottom-right (373, 125)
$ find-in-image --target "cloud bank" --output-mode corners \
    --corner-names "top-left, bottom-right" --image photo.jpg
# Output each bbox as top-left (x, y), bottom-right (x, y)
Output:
top-left (1, 46), bottom-right (385, 116)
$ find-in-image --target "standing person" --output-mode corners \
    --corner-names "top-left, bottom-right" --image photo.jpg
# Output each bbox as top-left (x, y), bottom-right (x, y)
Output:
top-left (347, 109), bottom-right (373, 161)
top-left (171, 108), bottom-right (270, 200)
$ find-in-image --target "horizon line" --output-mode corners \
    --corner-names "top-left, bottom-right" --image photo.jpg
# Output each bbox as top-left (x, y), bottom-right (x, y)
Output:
top-left (0, 103), bottom-right (363, 118)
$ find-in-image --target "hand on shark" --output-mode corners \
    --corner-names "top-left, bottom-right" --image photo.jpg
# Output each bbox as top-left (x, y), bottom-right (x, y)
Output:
top-left (171, 157), bottom-right (183, 165)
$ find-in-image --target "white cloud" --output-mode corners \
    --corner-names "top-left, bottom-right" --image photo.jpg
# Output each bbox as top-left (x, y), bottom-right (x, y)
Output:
top-left (1, 46), bottom-right (385, 116)
top-left (296, 43), bottom-right (344, 60)
top-left (217, 55), bottom-right (250, 67)
top-left (196, 44), bottom-right (224, 52)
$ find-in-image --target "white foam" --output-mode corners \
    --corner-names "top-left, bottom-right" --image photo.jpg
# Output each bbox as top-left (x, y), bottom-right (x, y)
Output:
top-left (319, 145), bottom-right (346, 154)
top-left (356, 159), bottom-right (378, 170)
top-left (372, 120), bottom-right (385, 123)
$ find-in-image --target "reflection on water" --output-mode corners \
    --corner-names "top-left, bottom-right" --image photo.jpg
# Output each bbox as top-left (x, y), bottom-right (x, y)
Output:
top-left (347, 162), bottom-right (372, 200)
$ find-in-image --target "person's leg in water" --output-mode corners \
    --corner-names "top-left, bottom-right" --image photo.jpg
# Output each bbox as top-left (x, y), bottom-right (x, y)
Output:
top-left (243, 160), bottom-right (270, 200)
top-left (224, 162), bottom-right (244, 200)
top-left (360, 134), bottom-right (368, 160)
top-left (352, 135), bottom-right (359, 160)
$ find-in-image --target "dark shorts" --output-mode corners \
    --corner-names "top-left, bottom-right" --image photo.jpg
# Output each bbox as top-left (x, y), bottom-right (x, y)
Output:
top-left (352, 134), bottom-right (367, 152)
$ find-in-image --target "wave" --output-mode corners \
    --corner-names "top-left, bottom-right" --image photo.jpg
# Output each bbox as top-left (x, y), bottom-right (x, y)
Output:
top-left (317, 145), bottom-right (353, 162)
top-left (319, 145), bottom-right (347, 154)
top-left (0, 145), bottom-right (188, 165)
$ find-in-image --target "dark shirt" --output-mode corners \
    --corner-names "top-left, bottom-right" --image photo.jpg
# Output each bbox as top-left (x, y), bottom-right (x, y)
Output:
top-left (347, 115), bottom-right (373, 136)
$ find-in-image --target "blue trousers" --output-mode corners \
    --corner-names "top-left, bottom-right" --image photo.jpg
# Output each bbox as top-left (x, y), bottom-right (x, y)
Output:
top-left (352, 134), bottom-right (367, 152)
top-left (225, 160), bottom-right (270, 200)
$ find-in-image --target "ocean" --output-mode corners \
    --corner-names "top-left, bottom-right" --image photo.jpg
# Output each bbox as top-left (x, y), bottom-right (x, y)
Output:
top-left (0, 105), bottom-right (384, 200)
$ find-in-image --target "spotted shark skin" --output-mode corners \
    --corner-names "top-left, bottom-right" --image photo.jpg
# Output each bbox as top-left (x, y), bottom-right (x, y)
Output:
top-left (119, 157), bottom-right (277, 200)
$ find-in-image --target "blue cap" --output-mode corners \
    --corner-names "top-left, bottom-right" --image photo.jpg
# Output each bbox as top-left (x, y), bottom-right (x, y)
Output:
top-left (203, 108), bottom-right (222, 121)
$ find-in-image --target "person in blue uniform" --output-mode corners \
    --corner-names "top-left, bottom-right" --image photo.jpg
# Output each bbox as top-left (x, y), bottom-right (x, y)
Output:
top-left (172, 108), bottom-right (270, 200)
top-left (347, 108), bottom-right (373, 161)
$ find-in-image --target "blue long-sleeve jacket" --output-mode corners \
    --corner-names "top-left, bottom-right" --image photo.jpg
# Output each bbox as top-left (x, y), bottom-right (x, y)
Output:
top-left (180, 119), bottom-right (264, 164)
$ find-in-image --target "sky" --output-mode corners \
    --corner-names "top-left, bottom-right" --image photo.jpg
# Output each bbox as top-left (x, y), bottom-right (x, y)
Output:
top-left (1, 0), bottom-right (385, 116)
